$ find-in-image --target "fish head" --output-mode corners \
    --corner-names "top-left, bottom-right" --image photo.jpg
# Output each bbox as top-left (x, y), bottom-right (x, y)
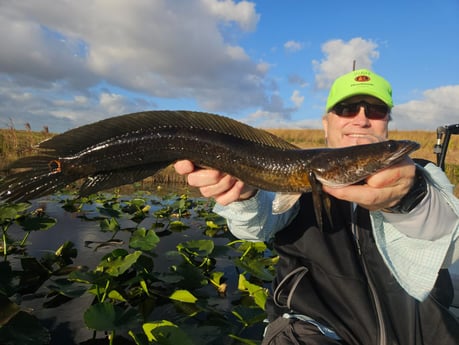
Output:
top-left (311, 140), bottom-right (420, 187)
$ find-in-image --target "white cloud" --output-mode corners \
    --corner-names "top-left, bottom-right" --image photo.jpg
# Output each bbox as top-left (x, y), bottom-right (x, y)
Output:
top-left (284, 40), bottom-right (303, 52)
top-left (288, 74), bottom-right (308, 88)
top-left (200, 0), bottom-right (260, 31)
top-left (391, 85), bottom-right (459, 130)
top-left (291, 90), bottom-right (304, 108)
top-left (0, 0), bottom-right (267, 132)
top-left (225, 45), bottom-right (250, 61)
top-left (312, 37), bottom-right (379, 89)
top-left (2, 3), bottom-right (454, 134)
top-left (99, 93), bottom-right (130, 115)
top-left (243, 89), bottom-right (306, 127)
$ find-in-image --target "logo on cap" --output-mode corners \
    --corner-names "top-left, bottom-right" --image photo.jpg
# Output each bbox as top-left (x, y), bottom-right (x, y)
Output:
top-left (355, 75), bottom-right (370, 82)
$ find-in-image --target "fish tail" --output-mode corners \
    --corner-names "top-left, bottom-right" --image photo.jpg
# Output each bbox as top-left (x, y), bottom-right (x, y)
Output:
top-left (0, 156), bottom-right (74, 203)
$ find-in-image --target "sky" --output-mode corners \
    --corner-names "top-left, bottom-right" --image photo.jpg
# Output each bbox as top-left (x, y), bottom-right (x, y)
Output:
top-left (0, 0), bottom-right (458, 133)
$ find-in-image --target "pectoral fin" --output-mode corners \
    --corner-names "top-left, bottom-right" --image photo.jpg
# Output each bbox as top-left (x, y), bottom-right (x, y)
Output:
top-left (79, 162), bottom-right (171, 196)
top-left (308, 171), bottom-right (333, 232)
top-left (272, 192), bottom-right (302, 214)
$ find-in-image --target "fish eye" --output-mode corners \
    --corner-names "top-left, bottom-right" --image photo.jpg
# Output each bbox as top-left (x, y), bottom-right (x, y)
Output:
top-left (386, 140), bottom-right (397, 152)
top-left (48, 160), bottom-right (62, 173)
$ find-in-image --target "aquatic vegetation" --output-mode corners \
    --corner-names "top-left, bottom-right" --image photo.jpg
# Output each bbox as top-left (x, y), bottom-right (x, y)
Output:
top-left (0, 192), bottom-right (274, 345)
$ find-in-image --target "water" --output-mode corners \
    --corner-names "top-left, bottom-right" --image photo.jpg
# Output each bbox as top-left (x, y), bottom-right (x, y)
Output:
top-left (5, 192), bottom-right (255, 344)
top-left (7, 191), bottom-right (458, 343)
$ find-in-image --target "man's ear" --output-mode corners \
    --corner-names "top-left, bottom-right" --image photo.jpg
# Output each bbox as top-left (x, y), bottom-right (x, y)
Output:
top-left (322, 115), bottom-right (329, 141)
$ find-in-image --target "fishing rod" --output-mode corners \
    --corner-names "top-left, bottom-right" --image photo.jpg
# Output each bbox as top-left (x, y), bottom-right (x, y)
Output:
top-left (433, 124), bottom-right (459, 171)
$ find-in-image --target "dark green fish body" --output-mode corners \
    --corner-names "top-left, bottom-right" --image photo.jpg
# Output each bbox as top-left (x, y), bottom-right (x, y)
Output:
top-left (0, 110), bottom-right (419, 223)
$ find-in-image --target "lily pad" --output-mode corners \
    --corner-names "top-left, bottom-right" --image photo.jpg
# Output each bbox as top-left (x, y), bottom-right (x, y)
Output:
top-left (129, 228), bottom-right (160, 251)
top-left (142, 320), bottom-right (194, 345)
top-left (96, 250), bottom-right (142, 277)
top-left (84, 302), bottom-right (141, 331)
top-left (169, 289), bottom-right (198, 303)
top-left (0, 311), bottom-right (50, 345)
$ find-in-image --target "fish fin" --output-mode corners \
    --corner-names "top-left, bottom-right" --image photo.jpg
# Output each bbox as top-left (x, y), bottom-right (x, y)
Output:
top-left (272, 192), bottom-right (302, 214)
top-left (39, 110), bottom-right (299, 156)
top-left (322, 192), bottom-right (333, 229)
top-left (308, 171), bottom-right (327, 232)
top-left (0, 156), bottom-right (75, 203)
top-left (79, 162), bottom-right (171, 196)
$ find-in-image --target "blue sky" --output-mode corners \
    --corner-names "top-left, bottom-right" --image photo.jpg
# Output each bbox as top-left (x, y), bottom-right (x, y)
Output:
top-left (0, 0), bottom-right (458, 133)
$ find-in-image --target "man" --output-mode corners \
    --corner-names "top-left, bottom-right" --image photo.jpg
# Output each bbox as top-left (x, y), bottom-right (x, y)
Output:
top-left (174, 69), bottom-right (459, 344)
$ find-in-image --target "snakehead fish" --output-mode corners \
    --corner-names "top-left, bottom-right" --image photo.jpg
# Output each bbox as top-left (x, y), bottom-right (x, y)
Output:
top-left (0, 110), bottom-right (419, 228)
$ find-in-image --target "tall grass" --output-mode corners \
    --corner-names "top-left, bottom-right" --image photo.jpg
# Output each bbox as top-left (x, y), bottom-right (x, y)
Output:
top-left (0, 127), bottom-right (53, 166)
top-left (267, 128), bottom-right (459, 196)
top-left (1, 126), bottom-right (458, 196)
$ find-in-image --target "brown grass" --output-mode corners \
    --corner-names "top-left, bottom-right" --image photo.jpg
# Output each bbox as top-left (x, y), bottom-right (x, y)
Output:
top-left (267, 128), bottom-right (459, 164)
top-left (1, 127), bottom-right (458, 196)
top-left (267, 128), bottom-right (459, 196)
top-left (0, 128), bottom-right (53, 164)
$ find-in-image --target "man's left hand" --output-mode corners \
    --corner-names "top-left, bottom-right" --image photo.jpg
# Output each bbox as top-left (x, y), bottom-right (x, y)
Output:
top-left (322, 157), bottom-right (416, 211)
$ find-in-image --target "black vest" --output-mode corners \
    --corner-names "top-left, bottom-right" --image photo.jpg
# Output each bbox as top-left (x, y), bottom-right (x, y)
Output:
top-left (266, 193), bottom-right (459, 345)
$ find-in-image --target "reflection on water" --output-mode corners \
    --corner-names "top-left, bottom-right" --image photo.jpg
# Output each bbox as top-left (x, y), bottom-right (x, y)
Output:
top-left (10, 184), bottom-right (204, 264)
top-left (7, 188), bottom-right (249, 344)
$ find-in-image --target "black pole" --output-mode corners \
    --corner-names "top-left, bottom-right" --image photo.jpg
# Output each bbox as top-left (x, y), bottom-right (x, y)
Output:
top-left (434, 124), bottom-right (459, 171)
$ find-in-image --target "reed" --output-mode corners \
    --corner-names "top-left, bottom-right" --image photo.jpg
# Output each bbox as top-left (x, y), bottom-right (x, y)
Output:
top-left (1, 127), bottom-right (458, 196)
top-left (0, 127), bottom-right (53, 166)
top-left (267, 128), bottom-right (459, 196)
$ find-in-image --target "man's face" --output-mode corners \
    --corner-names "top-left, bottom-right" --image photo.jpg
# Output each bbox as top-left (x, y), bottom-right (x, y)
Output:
top-left (322, 95), bottom-right (390, 148)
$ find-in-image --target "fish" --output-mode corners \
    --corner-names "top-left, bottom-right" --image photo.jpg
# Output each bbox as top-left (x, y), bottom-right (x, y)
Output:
top-left (0, 110), bottom-right (419, 229)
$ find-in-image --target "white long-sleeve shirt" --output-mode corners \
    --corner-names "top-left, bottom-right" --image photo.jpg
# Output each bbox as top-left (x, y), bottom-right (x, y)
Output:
top-left (214, 162), bottom-right (459, 301)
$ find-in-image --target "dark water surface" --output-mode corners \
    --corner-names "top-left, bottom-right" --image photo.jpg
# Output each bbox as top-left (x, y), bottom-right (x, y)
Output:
top-left (7, 190), bottom-right (252, 344)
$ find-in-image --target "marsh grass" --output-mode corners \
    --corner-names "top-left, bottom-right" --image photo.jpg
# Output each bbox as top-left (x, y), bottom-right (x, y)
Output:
top-left (267, 128), bottom-right (459, 196)
top-left (1, 127), bottom-right (458, 196)
top-left (0, 128), bottom-right (53, 165)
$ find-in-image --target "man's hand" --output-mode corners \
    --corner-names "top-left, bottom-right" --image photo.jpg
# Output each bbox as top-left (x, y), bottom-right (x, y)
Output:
top-left (322, 157), bottom-right (417, 211)
top-left (173, 160), bottom-right (257, 205)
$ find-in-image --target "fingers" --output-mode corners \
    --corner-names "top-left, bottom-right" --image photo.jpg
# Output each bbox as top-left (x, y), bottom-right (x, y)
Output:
top-left (195, 172), bottom-right (256, 204)
top-left (174, 160), bottom-right (195, 175)
top-left (197, 173), bottom-right (238, 197)
top-left (172, 160), bottom-right (257, 204)
top-left (211, 180), bottom-right (250, 205)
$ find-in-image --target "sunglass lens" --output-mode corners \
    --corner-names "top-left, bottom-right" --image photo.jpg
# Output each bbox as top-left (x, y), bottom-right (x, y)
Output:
top-left (367, 104), bottom-right (389, 119)
top-left (333, 102), bottom-right (388, 119)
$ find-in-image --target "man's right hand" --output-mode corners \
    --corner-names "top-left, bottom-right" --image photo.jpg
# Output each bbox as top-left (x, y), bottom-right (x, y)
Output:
top-left (173, 160), bottom-right (257, 205)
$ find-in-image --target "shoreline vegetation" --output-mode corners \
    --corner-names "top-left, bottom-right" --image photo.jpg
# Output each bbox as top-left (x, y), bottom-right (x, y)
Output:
top-left (1, 126), bottom-right (458, 197)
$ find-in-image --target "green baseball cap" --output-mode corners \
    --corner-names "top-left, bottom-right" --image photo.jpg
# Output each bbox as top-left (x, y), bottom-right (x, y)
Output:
top-left (326, 69), bottom-right (393, 111)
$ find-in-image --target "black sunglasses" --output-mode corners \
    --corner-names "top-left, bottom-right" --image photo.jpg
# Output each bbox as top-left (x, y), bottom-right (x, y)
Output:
top-left (332, 101), bottom-right (390, 120)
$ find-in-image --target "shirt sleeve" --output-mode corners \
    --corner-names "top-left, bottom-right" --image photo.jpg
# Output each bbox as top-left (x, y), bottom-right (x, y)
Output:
top-left (213, 190), bottom-right (300, 242)
top-left (370, 163), bottom-right (459, 301)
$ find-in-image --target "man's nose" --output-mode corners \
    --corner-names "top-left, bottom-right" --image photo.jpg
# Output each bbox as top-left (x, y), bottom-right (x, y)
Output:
top-left (352, 106), bottom-right (370, 124)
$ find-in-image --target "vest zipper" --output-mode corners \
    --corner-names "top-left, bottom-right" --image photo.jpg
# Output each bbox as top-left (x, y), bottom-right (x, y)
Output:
top-left (351, 204), bottom-right (387, 345)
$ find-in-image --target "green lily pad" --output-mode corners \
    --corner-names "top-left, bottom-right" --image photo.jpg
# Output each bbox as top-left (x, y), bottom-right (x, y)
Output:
top-left (129, 228), bottom-right (160, 251)
top-left (0, 311), bottom-right (50, 345)
top-left (0, 294), bottom-right (20, 326)
top-left (176, 239), bottom-right (214, 257)
top-left (84, 302), bottom-right (141, 331)
top-left (96, 250), bottom-right (142, 277)
top-left (18, 214), bottom-right (56, 231)
top-left (142, 320), bottom-right (194, 345)
top-left (169, 289), bottom-right (198, 303)
top-left (0, 203), bottom-right (30, 223)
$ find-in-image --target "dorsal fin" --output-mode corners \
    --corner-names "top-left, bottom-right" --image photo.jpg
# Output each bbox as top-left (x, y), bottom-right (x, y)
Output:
top-left (39, 110), bottom-right (298, 155)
